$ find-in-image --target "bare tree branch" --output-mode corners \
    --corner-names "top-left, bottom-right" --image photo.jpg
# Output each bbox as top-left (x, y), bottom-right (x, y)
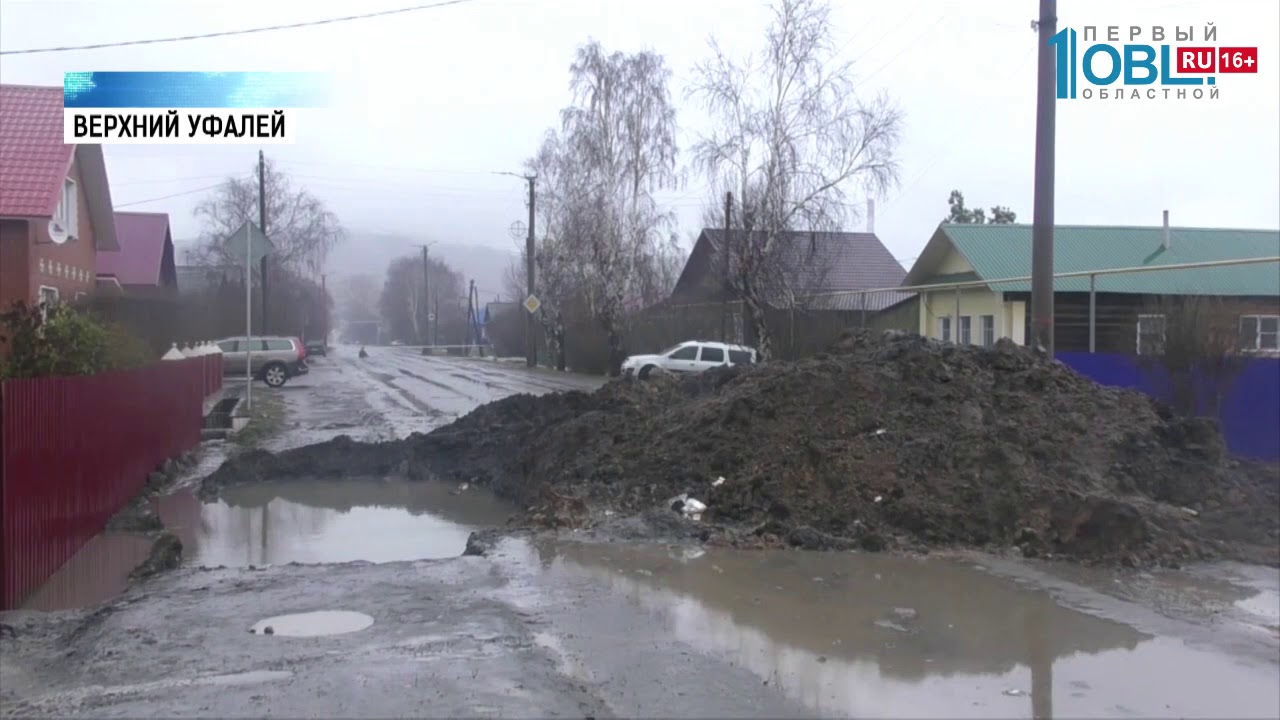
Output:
top-left (687, 0), bottom-right (903, 359)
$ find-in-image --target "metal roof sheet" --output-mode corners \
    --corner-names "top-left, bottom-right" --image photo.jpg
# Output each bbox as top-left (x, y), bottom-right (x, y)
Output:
top-left (940, 224), bottom-right (1279, 296)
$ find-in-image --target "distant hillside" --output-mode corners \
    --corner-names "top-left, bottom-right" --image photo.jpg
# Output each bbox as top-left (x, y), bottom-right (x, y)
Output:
top-left (324, 232), bottom-right (518, 303)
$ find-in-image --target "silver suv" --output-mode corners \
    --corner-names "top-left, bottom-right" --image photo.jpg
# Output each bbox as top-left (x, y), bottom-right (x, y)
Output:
top-left (215, 336), bottom-right (309, 387)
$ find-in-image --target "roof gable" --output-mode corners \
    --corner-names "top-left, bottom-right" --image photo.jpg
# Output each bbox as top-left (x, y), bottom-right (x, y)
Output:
top-left (0, 85), bottom-right (74, 218)
top-left (0, 84), bottom-right (119, 250)
top-left (675, 229), bottom-right (907, 299)
top-left (905, 223), bottom-right (1279, 297)
top-left (99, 212), bottom-right (173, 286)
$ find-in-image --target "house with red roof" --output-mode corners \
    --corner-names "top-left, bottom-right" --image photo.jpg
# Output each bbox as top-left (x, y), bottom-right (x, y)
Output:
top-left (97, 211), bottom-right (179, 298)
top-left (0, 84), bottom-right (119, 310)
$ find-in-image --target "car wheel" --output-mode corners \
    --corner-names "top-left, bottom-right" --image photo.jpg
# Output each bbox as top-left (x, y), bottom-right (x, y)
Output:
top-left (638, 364), bottom-right (658, 380)
top-left (263, 363), bottom-right (288, 388)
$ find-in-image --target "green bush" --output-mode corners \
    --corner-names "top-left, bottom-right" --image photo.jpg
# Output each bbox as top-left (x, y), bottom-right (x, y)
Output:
top-left (0, 301), bottom-right (153, 380)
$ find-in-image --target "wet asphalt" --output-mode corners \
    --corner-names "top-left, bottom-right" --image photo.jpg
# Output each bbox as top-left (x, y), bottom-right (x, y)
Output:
top-left (2, 347), bottom-right (1277, 718)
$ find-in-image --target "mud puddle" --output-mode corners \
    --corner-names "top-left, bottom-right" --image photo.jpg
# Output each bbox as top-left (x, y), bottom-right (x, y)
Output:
top-left (250, 610), bottom-right (374, 637)
top-left (502, 541), bottom-right (1280, 719)
top-left (157, 478), bottom-right (511, 567)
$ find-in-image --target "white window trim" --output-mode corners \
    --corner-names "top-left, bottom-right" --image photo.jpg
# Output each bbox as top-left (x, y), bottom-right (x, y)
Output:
top-left (958, 315), bottom-right (973, 346)
top-left (980, 314), bottom-right (996, 347)
top-left (1136, 313), bottom-right (1166, 355)
top-left (938, 316), bottom-right (952, 343)
top-left (53, 178), bottom-right (78, 240)
top-left (38, 285), bottom-right (60, 318)
top-left (1240, 314), bottom-right (1280, 353)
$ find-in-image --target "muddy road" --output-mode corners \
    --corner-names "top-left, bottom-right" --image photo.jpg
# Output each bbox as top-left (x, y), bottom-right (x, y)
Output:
top-left (3, 347), bottom-right (1278, 718)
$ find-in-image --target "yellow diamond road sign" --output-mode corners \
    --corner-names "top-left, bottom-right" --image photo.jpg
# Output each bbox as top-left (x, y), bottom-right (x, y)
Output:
top-left (523, 295), bottom-right (541, 314)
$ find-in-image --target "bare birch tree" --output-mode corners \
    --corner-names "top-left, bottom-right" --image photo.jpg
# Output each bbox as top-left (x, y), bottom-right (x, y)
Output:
top-left (688, 0), bottom-right (902, 359)
top-left (190, 157), bottom-right (343, 274)
top-left (556, 40), bottom-right (680, 375)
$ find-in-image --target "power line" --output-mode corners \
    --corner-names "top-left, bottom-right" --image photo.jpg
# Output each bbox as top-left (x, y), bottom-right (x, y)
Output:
top-left (859, 14), bottom-right (948, 86)
top-left (114, 182), bottom-right (228, 208)
top-left (0, 0), bottom-right (477, 55)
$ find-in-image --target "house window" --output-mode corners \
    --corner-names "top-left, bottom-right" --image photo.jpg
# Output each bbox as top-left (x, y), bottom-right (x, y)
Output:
top-left (1137, 314), bottom-right (1166, 355)
top-left (938, 316), bottom-right (952, 343)
top-left (1240, 315), bottom-right (1280, 352)
top-left (980, 315), bottom-right (995, 347)
top-left (38, 286), bottom-right (59, 318)
top-left (958, 316), bottom-right (972, 345)
top-left (53, 178), bottom-right (78, 239)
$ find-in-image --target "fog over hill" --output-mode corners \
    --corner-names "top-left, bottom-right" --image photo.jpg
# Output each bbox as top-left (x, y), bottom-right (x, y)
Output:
top-left (322, 232), bottom-right (517, 305)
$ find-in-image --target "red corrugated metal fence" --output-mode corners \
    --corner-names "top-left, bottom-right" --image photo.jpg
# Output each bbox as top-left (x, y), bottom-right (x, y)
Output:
top-left (0, 354), bottom-right (222, 609)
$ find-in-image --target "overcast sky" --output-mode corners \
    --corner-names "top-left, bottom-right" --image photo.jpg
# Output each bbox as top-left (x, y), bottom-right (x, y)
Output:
top-left (3, 0), bottom-right (1277, 280)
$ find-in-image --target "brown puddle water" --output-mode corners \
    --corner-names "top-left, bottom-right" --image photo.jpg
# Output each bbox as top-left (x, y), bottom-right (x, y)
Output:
top-left (514, 541), bottom-right (1280, 719)
top-left (24, 479), bottom-right (511, 610)
top-left (157, 478), bottom-right (513, 567)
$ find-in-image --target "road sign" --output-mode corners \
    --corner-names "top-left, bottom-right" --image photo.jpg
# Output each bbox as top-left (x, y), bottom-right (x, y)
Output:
top-left (225, 220), bottom-right (274, 268)
top-left (523, 294), bottom-right (541, 314)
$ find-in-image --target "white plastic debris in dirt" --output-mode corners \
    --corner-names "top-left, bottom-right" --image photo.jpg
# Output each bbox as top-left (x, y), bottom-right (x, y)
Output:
top-left (874, 495), bottom-right (884, 504)
top-left (666, 493), bottom-right (707, 521)
top-left (683, 497), bottom-right (707, 521)
top-left (712, 476), bottom-right (726, 487)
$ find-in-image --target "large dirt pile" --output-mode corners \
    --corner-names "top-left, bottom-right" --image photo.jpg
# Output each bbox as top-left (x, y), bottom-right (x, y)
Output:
top-left (410, 330), bottom-right (1279, 567)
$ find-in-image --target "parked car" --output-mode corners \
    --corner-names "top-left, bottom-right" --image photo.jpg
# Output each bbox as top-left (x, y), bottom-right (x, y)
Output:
top-left (215, 336), bottom-right (310, 387)
top-left (621, 341), bottom-right (759, 379)
top-left (304, 339), bottom-right (327, 357)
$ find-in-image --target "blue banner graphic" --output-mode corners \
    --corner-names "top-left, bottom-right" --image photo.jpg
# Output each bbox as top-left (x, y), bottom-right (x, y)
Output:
top-left (63, 72), bottom-right (329, 108)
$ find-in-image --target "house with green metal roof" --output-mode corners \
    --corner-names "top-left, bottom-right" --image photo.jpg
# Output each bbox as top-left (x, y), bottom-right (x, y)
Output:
top-left (895, 219), bottom-right (1280, 354)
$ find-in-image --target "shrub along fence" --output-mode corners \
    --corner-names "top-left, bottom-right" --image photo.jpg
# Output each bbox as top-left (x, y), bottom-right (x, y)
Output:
top-left (0, 355), bottom-right (222, 609)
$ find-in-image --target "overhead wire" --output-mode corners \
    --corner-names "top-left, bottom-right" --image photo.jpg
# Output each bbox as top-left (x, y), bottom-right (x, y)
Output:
top-left (0, 0), bottom-right (477, 55)
top-left (114, 181), bottom-right (233, 208)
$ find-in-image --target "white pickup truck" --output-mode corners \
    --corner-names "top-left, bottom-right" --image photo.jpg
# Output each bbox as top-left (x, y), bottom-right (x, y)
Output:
top-left (621, 341), bottom-right (759, 379)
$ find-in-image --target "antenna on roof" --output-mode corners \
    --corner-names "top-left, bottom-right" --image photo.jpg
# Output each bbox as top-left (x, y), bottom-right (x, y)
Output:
top-left (866, 198), bottom-right (875, 234)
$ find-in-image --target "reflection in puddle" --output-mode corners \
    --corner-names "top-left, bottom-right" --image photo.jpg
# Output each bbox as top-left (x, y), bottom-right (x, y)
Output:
top-left (21, 533), bottom-right (155, 611)
top-left (251, 610), bottom-right (374, 637)
top-left (158, 478), bottom-right (511, 567)
top-left (524, 542), bottom-right (1280, 719)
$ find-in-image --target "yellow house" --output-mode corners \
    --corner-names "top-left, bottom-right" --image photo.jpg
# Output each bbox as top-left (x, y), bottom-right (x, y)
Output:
top-left (899, 225), bottom-right (1027, 346)
top-left (893, 222), bottom-right (1279, 352)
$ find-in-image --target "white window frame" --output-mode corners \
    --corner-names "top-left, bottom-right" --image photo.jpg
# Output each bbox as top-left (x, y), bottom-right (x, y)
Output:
top-left (37, 285), bottom-right (60, 319)
top-left (938, 316), bottom-right (952, 343)
top-left (53, 178), bottom-right (79, 239)
top-left (958, 316), bottom-right (972, 345)
top-left (1240, 314), bottom-right (1280, 352)
top-left (980, 315), bottom-right (996, 347)
top-left (1136, 313), bottom-right (1166, 355)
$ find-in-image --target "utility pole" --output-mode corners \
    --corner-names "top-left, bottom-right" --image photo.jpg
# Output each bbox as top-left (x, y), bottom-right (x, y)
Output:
top-left (320, 274), bottom-right (328, 344)
top-left (421, 244), bottom-right (430, 346)
top-left (258, 150), bottom-right (269, 335)
top-left (720, 191), bottom-right (732, 342)
top-left (433, 292), bottom-right (439, 347)
top-left (1031, 0), bottom-right (1057, 354)
top-left (467, 279), bottom-right (476, 346)
top-left (494, 171), bottom-right (538, 367)
top-left (525, 175), bottom-right (536, 368)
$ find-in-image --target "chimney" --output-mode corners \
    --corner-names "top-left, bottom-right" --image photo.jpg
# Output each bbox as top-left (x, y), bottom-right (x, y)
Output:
top-left (866, 198), bottom-right (876, 234)
top-left (1162, 209), bottom-right (1171, 250)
